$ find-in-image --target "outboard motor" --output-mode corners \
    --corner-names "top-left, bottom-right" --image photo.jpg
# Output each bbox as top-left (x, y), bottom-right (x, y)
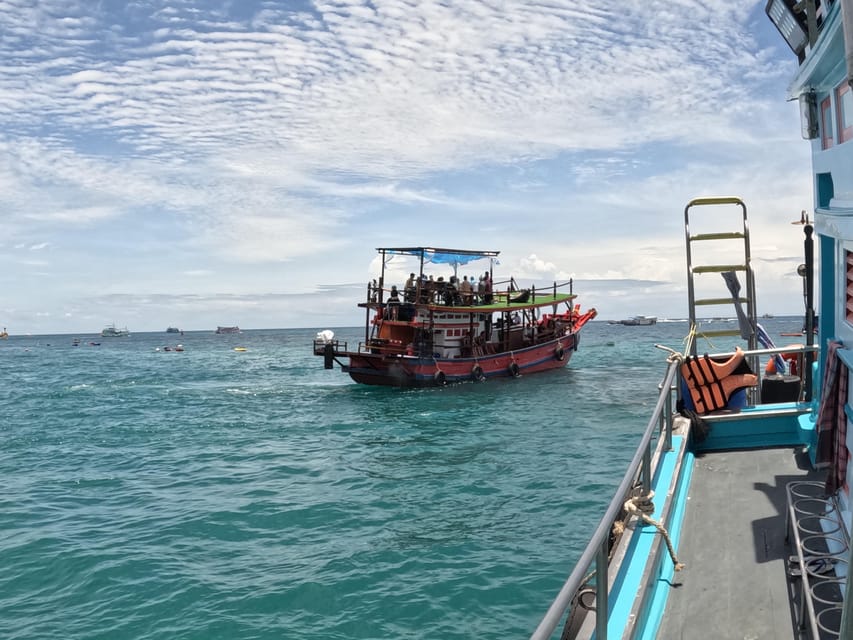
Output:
top-left (316, 329), bottom-right (336, 370)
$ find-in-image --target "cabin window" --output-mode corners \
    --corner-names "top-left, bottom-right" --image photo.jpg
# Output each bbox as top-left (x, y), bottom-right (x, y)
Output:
top-left (821, 95), bottom-right (834, 149)
top-left (837, 81), bottom-right (853, 144)
top-left (847, 251), bottom-right (853, 324)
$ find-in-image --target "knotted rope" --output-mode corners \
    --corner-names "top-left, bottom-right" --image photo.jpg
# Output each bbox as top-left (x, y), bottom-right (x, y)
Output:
top-left (613, 490), bottom-right (685, 571)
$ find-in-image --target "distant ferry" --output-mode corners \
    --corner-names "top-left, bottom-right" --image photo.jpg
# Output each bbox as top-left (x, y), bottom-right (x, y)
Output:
top-left (166, 327), bottom-right (181, 333)
top-left (610, 315), bottom-right (657, 326)
top-left (101, 325), bottom-right (130, 337)
top-left (215, 326), bottom-right (240, 334)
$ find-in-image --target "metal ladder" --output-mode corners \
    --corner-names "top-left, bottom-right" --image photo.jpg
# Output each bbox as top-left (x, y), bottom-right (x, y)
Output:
top-left (684, 197), bottom-right (757, 356)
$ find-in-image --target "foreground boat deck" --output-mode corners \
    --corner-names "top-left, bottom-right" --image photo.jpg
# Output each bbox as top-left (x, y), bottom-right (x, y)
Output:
top-left (657, 446), bottom-right (825, 640)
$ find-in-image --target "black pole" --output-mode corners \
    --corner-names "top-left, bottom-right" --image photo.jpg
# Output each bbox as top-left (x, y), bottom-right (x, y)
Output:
top-left (804, 224), bottom-right (815, 401)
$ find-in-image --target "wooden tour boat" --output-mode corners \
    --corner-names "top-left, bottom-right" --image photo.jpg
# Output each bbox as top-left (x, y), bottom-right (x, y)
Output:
top-left (313, 247), bottom-right (596, 387)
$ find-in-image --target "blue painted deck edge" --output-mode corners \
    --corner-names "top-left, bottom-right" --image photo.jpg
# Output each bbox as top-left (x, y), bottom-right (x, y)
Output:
top-left (636, 449), bottom-right (694, 640)
top-left (604, 435), bottom-right (689, 639)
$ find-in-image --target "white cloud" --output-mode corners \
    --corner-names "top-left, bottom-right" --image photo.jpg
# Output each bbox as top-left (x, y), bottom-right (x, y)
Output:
top-left (0, 0), bottom-right (813, 332)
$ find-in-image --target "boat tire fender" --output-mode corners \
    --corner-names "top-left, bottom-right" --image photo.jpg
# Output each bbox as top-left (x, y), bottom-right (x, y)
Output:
top-left (471, 365), bottom-right (485, 381)
top-left (555, 345), bottom-right (565, 361)
top-left (508, 362), bottom-right (520, 377)
top-left (434, 370), bottom-right (447, 386)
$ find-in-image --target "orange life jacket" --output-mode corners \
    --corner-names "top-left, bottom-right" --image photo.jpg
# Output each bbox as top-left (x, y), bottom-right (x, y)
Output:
top-left (681, 347), bottom-right (758, 414)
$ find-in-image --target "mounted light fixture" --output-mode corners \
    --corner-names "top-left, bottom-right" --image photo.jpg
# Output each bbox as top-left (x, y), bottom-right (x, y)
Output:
top-left (799, 90), bottom-right (819, 139)
top-left (766, 0), bottom-right (808, 58)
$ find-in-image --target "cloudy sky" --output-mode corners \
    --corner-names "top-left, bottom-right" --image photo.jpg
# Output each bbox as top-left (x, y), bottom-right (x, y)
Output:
top-left (0, 0), bottom-right (814, 334)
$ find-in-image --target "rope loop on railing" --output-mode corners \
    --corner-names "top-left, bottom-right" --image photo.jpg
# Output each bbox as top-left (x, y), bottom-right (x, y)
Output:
top-left (613, 490), bottom-right (685, 571)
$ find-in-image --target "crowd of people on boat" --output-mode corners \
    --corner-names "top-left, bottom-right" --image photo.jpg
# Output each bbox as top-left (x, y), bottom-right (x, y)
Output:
top-left (374, 271), bottom-right (494, 317)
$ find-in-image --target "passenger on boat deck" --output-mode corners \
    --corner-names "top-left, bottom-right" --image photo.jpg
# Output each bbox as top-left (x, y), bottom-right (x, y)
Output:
top-left (418, 274), bottom-right (430, 303)
top-left (404, 273), bottom-right (416, 302)
top-left (483, 272), bottom-right (493, 304)
top-left (434, 276), bottom-right (446, 304)
top-left (460, 276), bottom-right (473, 304)
top-left (385, 285), bottom-right (401, 319)
top-left (477, 275), bottom-right (485, 303)
top-left (445, 276), bottom-right (460, 305)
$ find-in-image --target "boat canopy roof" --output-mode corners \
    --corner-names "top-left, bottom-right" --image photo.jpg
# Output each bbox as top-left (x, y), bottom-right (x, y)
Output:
top-left (377, 247), bottom-right (499, 267)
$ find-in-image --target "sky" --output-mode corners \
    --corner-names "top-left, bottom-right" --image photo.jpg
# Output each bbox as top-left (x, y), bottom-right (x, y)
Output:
top-left (0, 0), bottom-right (816, 334)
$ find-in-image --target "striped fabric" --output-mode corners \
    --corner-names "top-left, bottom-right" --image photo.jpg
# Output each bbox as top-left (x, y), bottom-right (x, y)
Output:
top-left (755, 323), bottom-right (787, 374)
top-left (815, 340), bottom-right (849, 495)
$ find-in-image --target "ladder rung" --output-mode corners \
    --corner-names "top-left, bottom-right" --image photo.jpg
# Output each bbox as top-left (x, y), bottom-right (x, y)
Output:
top-left (694, 297), bottom-right (749, 306)
top-left (689, 232), bottom-right (746, 241)
top-left (697, 328), bottom-right (744, 338)
top-left (692, 265), bottom-right (746, 273)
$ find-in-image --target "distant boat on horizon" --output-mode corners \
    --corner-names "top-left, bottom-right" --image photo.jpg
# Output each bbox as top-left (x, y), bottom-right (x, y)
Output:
top-left (101, 325), bottom-right (130, 337)
top-left (166, 326), bottom-right (181, 334)
top-left (215, 326), bottom-right (240, 334)
top-left (609, 315), bottom-right (657, 326)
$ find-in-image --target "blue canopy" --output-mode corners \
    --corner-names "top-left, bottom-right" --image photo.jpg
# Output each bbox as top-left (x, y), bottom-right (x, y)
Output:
top-left (378, 247), bottom-right (499, 267)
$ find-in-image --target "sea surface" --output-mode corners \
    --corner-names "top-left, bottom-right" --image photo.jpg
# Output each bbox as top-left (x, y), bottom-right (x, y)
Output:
top-left (0, 317), bottom-right (807, 640)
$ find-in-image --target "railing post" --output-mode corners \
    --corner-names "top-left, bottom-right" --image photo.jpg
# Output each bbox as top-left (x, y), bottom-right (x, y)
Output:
top-left (664, 381), bottom-right (673, 451)
top-left (596, 538), bottom-right (609, 640)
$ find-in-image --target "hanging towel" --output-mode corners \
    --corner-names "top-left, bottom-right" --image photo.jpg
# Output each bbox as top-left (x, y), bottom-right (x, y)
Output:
top-left (815, 340), bottom-right (849, 495)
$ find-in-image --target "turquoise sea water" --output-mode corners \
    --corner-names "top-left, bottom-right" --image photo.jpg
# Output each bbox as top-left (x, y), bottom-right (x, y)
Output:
top-left (0, 318), bottom-right (805, 639)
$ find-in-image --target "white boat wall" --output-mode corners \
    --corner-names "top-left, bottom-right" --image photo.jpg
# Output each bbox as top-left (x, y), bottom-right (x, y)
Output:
top-left (531, 2), bottom-right (853, 637)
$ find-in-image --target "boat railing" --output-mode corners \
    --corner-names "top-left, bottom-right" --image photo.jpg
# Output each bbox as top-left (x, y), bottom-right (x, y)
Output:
top-left (312, 338), bottom-right (347, 356)
top-left (530, 341), bottom-right (819, 640)
top-left (491, 279), bottom-right (575, 305)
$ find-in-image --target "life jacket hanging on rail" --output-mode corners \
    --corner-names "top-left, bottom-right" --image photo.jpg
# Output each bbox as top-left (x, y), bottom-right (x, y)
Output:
top-left (681, 347), bottom-right (758, 414)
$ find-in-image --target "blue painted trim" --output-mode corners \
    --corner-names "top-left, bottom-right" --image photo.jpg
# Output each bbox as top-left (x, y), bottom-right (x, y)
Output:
top-left (798, 412), bottom-right (819, 467)
top-left (692, 403), bottom-right (809, 451)
top-left (636, 449), bottom-right (694, 640)
top-left (603, 435), bottom-right (687, 639)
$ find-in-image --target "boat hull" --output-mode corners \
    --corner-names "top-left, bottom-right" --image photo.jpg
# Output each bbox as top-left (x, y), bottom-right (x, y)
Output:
top-left (344, 333), bottom-right (580, 387)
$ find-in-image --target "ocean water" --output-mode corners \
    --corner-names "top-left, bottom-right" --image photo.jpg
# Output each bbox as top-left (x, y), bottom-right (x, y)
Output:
top-left (0, 317), bottom-right (806, 639)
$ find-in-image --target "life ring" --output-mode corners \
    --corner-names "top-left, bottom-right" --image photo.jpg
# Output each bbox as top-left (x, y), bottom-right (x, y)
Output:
top-left (508, 362), bottom-right (520, 377)
top-left (471, 365), bottom-right (485, 381)
top-left (555, 345), bottom-right (565, 361)
top-left (434, 370), bottom-right (447, 386)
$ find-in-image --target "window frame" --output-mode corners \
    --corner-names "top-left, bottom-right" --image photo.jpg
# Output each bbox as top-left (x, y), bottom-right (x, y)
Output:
top-left (822, 95), bottom-right (834, 149)
top-left (836, 81), bottom-right (853, 144)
